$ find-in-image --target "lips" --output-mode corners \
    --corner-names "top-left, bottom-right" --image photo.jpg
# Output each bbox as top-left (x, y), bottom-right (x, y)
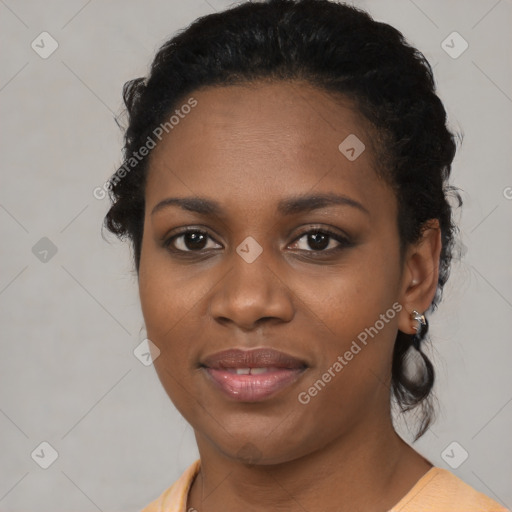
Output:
top-left (202, 348), bottom-right (307, 370)
top-left (201, 348), bottom-right (308, 402)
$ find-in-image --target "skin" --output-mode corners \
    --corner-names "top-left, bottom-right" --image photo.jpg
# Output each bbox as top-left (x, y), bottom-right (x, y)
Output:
top-left (138, 80), bottom-right (442, 512)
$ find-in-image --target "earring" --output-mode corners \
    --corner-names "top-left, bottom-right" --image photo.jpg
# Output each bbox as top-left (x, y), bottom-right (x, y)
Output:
top-left (411, 310), bottom-right (426, 333)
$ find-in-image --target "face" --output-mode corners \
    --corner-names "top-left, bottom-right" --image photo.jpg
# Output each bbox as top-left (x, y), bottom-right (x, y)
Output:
top-left (138, 81), bottom-right (408, 465)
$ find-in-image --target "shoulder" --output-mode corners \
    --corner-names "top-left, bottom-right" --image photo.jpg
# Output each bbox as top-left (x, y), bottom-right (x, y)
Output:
top-left (140, 459), bottom-right (200, 512)
top-left (390, 467), bottom-right (510, 512)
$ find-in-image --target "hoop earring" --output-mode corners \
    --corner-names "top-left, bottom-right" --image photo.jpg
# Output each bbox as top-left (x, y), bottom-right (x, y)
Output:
top-left (411, 310), bottom-right (426, 334)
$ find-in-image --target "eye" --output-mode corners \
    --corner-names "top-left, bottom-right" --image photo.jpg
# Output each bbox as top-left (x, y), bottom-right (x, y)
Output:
top-left (164, 228), bottom-right (222, 253)
top-left (163, 226), bottom-right (352, 255)
top-left (288, 228), bottom-right (352, 253)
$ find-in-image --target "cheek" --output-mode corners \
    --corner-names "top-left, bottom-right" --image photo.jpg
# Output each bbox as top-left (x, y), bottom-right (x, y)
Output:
top-left (294, 295), bottom-right (400, 431)
top-left (138, 252), bottom-right (203, 415)
top-left (298, 247), bottom-right (401, 338)
top-left (292, 245), bottom-right (401, 398)
top-left (138, 246), bottom-right (188, 358)
top-left (137, 243), bottom-right (224, 387)
top-left (138, 237), bottom-right (196, 336)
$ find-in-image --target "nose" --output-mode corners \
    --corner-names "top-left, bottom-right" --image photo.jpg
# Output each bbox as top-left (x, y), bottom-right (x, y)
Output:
top-left (208, 243), bottom-right (295, 331)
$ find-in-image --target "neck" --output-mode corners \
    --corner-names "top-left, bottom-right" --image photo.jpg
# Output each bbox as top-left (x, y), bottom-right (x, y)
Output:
top-left (188, 414), bottom-right (432, 512)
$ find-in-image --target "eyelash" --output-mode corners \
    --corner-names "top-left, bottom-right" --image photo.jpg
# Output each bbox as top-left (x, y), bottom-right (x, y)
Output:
top-left (163, 226), bottom-right (353, 257)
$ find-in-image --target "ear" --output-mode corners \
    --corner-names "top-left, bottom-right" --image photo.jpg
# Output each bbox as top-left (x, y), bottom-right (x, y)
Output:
top-left (397, 220), bottom-right (442, 335)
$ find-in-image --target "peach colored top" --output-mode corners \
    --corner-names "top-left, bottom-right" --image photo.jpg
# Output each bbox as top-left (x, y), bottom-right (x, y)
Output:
top-left (141, 459), bottom-right (509, 512)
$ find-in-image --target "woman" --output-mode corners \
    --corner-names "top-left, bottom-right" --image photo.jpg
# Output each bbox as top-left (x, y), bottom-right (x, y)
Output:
top-left (104, 0), bottom-right (508, 510)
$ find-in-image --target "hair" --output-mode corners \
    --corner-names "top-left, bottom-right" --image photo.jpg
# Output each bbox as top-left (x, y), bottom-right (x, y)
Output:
top-left (103, 0), bottom-right (461, 441)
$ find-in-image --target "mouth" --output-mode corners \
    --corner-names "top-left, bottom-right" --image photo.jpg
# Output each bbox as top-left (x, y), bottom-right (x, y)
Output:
top-left (200, 348), bottom-right (308, 402)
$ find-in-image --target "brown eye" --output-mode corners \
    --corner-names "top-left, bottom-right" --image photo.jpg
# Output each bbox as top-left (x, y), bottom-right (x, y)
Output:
top-left (165, 229), bottom-right (221, 252)
top-left (289, 229), bottom-right (352, 253)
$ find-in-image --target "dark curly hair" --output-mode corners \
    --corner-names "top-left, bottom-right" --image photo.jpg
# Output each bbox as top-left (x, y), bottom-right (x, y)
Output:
top-left (103, 0), bottom-right (461, 441)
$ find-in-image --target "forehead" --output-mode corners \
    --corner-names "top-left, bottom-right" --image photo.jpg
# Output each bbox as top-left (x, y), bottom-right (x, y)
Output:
top-left (145, 80), bottom-right (390, 218)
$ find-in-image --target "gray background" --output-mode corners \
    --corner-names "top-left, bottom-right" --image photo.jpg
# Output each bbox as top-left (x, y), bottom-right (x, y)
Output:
top-left (0, 0), bottom-right (511, 511)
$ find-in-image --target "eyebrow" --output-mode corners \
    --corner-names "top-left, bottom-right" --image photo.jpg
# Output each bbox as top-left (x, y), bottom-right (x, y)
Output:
top-left (151, 192), bottom-right (369, 217)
